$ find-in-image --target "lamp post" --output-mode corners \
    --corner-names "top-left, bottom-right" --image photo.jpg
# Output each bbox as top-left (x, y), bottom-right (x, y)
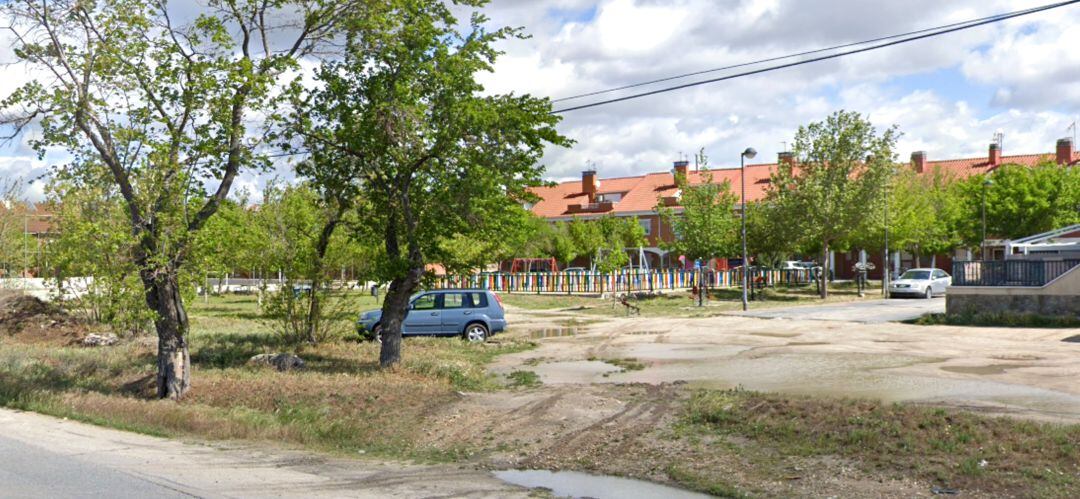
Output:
top-left (882, 167), bottom-right (896, 297)
top-left (740, 147), bottom-right (757, 311)
top-left (981, 177), bottom-right (993, 259)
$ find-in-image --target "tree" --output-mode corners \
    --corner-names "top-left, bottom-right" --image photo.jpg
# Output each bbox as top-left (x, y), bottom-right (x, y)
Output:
top-left (767, 110), bottom-right (899, 298)
top-left (567, 217), bottom-right (603, 270)
top-left (295, 0), bottom-right (568, 368)
top-left (0, 179), bottom-right (28, 277)
top-left (1, 0), bottom-right (350, 399)
top-left (852, 166), bottom-right (964, 268)
top-left (955, 162), bottom-right (1080, 246)
top-left (48, 172), bottom-right (156, 335)
top-left (255, 183), bottom-right (371, 344)
top-left (658, 172), bottom-right (739, 264)
top-left (593, 216), bottom-right (646, 274)
top-left (746, 200), bottom-right (795, 268)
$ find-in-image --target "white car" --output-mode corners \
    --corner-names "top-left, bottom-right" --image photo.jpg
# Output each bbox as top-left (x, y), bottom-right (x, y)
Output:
top-left (889, 268), bottom-right (951, 299)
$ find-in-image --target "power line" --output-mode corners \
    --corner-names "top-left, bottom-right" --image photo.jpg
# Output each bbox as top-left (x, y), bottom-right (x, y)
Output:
top-left (551, 3), bottom-right (1053, 104)
top-left (551, 0), bottom-right (1080, 114)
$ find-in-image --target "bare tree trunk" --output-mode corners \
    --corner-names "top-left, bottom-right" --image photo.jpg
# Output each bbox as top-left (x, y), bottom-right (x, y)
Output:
top-left (820, 242), bottom-right (829, 299)
top-left (143, 270), bottom-right (190, 400)
top-left (378, 265), bottom-right (424, 368)
top-left (304, 208), bottom-right (344, 344)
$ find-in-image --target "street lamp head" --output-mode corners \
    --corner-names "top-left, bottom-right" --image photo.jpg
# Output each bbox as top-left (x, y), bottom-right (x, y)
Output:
top-left (742, 147), bottom-right (757, 159)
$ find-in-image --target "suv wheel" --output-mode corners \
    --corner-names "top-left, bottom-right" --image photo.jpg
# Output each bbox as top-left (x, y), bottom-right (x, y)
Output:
top-left (371, 324), bottom-right (383, 343)
top-left (924, 287), bottom-right (933, 299)
top-left (464, 323), bottom-right (488, 343)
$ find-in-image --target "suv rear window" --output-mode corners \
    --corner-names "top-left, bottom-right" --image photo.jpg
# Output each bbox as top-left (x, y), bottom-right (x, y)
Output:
top-left (467, 292), bottom-right (487, 308)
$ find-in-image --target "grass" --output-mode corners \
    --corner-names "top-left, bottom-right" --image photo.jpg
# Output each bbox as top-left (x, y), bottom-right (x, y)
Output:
top-left (500, 283), bottom-right (880, 318)
top-left (0, 294), bottom-right (535, 462)
top-left (590, 357), bottom-right (646, 374)
top-left (909, 312), bottom-right (1080, 329)
top-left (506, 370), bottom-right (542, 388)
top-left (675, 389), bottom-right (1080, 497)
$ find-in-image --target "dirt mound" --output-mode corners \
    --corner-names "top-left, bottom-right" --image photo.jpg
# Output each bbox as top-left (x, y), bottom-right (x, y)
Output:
top-left (0, 291), bottom-right (89, 344)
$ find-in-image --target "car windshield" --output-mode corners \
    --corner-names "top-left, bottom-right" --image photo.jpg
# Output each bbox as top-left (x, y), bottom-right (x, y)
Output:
top-left (900, 270), bottom-right (931, 280)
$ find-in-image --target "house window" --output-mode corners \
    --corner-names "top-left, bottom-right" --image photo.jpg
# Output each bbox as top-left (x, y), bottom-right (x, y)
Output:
top-left (639, 218), bottom-right (652, 236)
top-left (596, 192), bottom-right (623, 203)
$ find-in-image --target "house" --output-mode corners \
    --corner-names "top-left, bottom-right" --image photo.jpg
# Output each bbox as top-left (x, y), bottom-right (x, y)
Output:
top-left (0, 203), bottom-right (55, 277)
top-left (527, 138), bottom-right (1080, 274)
top-left (948, 224), bottom-right (1080, 317)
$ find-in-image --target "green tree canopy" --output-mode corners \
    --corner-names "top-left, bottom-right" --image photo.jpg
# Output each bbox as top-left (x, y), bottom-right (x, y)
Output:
top-left (766, 110), bottom-right (899, 298)
top-left (294, 0), bottom-right (569, 367)
top-left (658, 172), bottom-right (739, 263)
top-left (1, 0), bottom-right (349, 398)
top-left (955, 162), bottom-right (1080, 246)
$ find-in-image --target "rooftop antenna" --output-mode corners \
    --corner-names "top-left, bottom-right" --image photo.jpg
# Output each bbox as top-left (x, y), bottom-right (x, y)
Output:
top-left (993, 130), bottom-right (1004, 151)
top-left (781, 140), bottom-right (788, 152)
top-left (1068, 120), bottom-right (1077, 145)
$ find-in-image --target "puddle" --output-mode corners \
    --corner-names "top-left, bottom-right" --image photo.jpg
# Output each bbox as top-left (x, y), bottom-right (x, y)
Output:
top-left (1064, 335), bottom-right (1080, 343)
top-left (528, 327), bottom-right (579, 339)
top-left (940, 364), bottom-right (1037, 376)
top-left (785, 341), bottom-right (829, 346)
top-left (494, 470), bottom-right (711, 499)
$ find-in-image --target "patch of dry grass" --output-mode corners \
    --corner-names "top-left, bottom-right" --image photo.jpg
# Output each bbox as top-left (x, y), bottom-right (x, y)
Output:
top-left (0, 294), bottom-right (534, 462)
top-left (678, 389), bottom-right (1080, 497)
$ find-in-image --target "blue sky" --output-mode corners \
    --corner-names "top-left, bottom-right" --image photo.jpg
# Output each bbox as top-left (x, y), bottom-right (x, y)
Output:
top-left (3, 0), bottom-right (1080, 200)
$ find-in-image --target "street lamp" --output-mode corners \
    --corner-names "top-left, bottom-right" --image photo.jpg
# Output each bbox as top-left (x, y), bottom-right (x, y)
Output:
top-left (981, 177), bottom-right (993, 259)
top-left (882, 167), bottom-right (896, 297)
top-left (740, 147), bottom-right (757, 312)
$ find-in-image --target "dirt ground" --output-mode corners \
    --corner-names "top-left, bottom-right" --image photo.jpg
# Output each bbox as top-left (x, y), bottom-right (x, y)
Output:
top-left (496, 304), bottom-right (1080, 423)
top-left (0, 290), bottom-right (90, 344)
top-left (412, 303), bottom-right (1080, 496)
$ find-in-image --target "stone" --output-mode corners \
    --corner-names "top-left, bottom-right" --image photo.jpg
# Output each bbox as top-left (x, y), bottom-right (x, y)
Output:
top-left (248, 353), bottom-right (306, 372)
top-left (81, 333), bottom-right (119, 347)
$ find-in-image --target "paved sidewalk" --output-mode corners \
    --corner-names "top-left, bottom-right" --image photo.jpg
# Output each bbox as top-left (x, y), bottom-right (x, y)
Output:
top-left (733, 297), bottom-right (945, 323)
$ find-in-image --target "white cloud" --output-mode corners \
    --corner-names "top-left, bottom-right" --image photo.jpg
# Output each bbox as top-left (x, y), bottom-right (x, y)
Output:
top-left (4, 0), bottom-right (1080, 198)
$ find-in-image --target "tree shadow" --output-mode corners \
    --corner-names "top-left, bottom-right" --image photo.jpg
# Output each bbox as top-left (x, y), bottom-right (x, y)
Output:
top-left (191, 332), bottom-right (286, 369)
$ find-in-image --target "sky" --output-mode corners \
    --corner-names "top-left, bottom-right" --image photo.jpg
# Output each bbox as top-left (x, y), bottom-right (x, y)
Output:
top-left (2, 0), bottom-right (1080, 200)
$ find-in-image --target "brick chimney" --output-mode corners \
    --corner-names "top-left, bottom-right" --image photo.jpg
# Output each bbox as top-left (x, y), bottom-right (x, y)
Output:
top-left (911, 151), bottom-right (928, 173)
top-left (988, 143), bottom-right (1001, 166)
top-left (778, 151), bottom-right (794, 167)
top-left (1057, 138), bottom-right (1074, 165)
top-left (673, 160), bottom-right (689, 179)
top-left (581, 170), bottom-right (598, 201)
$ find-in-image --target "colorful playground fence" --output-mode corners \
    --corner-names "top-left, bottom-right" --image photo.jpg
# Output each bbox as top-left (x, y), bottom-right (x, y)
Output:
top-left (433, 269), bottom-right (815, 294)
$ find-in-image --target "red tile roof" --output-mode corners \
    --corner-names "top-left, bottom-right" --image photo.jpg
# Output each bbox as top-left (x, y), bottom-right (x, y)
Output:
top-left (529, 150), bottom-right (1079, 220)
top-left (925, 152), bottom-right (1080, 178)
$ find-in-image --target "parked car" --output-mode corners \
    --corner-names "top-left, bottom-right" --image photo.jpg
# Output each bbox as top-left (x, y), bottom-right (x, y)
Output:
top-left (780, 261), bottom-right (818, 270)
top-left (889, 268), bottom-right (951, 299)
top-left (561, 267), bottom-right (588, 273)
top-left (356, 289), bottom-right (505, 343)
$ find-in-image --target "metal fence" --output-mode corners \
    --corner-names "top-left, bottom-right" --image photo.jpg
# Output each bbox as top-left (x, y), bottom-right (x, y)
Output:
top-left (951, 259), bottom-right (1080, 287)
top-left (432, 268), bottom-right (815, 294)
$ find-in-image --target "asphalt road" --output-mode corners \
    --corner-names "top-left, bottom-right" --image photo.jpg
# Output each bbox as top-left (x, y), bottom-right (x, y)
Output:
top-left (735, 297), bottom-right (945, 323)
top-left (0, 433), bottom-right (190, 499)
top-left (0, 408), bottom-right (524, 498)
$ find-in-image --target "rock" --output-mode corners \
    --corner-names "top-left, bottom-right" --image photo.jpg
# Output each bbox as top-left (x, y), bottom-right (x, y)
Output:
top-left (81, 333), bottom-right (119, 347)
top-left (248, 353), bottom-right (306, 372)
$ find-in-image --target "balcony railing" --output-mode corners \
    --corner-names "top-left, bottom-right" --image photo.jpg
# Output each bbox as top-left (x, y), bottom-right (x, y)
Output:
top-left (951, 259), bottom-right (1080, 287)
